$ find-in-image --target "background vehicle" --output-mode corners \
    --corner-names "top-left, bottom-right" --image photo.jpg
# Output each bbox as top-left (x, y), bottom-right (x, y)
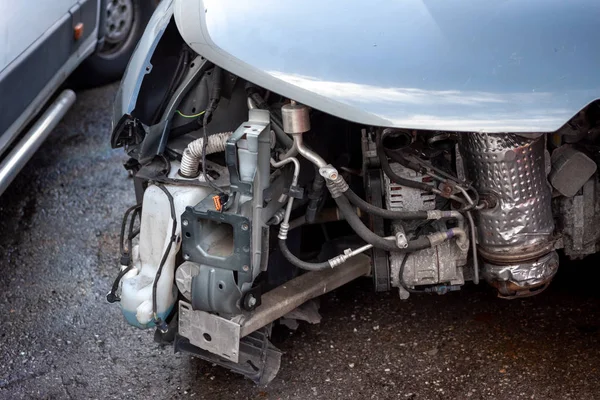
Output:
top-left (0, 0), bottom-right (155, 196)
top-left (109, 0), bottom-right (600, 384)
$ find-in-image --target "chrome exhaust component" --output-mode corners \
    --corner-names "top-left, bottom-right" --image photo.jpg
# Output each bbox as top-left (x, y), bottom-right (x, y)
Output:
top-left (460, 133), bottom-right (557, 298)
top-left (0, 89), bottom-right (76, 195)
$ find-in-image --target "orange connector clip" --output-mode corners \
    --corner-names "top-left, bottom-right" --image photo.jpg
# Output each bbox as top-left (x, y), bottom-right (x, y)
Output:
top-left (213, 195), bottom-right (222, 212)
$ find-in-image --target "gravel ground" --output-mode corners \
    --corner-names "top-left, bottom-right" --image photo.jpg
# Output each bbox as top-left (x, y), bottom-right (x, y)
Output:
top-left (0, 83), bottom-right (599, 400)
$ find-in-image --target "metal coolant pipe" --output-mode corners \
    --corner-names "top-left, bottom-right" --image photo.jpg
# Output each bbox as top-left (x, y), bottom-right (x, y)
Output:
top-left (460, 133), bottom-right (558, 298)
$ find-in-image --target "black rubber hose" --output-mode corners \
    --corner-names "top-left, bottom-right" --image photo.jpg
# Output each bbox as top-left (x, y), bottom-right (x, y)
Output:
top-left (344, 188), bottom-right (428, 220)
top-left (376, 132), bottom-right (436, 193)
top-left (152, 184), bottom-right (178, 331)
top-left (278, 239), bottom-right (331, 271)
top-left (384, 148), bottom-right (424, 174)
top-left (306, 173), bottom-right (325, 223)
top-left (333, 194), bottom-right (431, 252)
top-left (398, 254), bottom-right (426, 294)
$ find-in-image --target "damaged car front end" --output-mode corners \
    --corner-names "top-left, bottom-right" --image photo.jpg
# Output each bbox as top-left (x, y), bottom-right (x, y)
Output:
top-left (108, 0), bottom-right (600, 384)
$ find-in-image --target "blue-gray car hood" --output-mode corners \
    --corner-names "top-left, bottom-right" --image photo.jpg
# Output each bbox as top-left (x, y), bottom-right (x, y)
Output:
top-left (118, 0), bottom-right (600, 133)
top-left (174, 0), bottom-right (600, 133)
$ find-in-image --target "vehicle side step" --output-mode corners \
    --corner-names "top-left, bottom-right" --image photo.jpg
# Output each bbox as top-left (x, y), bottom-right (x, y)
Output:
top-left (0, 89), bottom-right (76, 195)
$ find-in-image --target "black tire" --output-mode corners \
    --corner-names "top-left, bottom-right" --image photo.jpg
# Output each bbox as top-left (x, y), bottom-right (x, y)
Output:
top-left (72, 0), bottom-right (155, 88)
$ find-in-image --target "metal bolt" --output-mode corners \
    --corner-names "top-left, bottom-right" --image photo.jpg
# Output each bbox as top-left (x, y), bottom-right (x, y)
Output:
top-left (182, 219), bottom-right (189, 227)
top-left (183, 253), bottom-right (190, 260)
top-left (241, 223), bottom-right (249, 231)
top-left (242, 265), bottom-right (249, 272)
top-left (248, 295), bottom-right (257, 307)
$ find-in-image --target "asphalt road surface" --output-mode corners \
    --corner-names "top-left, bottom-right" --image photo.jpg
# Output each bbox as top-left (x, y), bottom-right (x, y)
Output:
top-left (1, 84), bottom-right (600, 400)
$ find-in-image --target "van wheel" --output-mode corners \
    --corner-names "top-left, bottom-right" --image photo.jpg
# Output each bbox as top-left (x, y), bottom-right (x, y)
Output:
top-left (73, 0), bottom-right (155, 87)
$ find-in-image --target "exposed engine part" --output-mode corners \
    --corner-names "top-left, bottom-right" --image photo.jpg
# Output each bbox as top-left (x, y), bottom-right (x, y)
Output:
top-left (110, 41), bottom-right (600, 384)
top-left (360, 130), bottom-right (392, 291)
top-left (226, 109), bottom-right (272, 194)
top-left (176, 254), bottom-right (371, 383)
top-left (556, 177), bottom-right (600, 258)
top-left (460, 133), bottom-right (557, 296)
top-left (365, 168), bottom-right (390, 292)
top-left (179, 131), bottom-right (233, 177)
top-left (381, 159), bottom-right (469, 298)
top-left (482, 251), bottom-right (559, 299)
top-left (176, 109), bottom-right (272, 316)
top-left (391, 236), bottom-right (467, 299)
top-left (270, 157), bottom-right (301, 241)
top-left (288, 121), bottom-right (328, 169)
top-left (181, 194), bottom-right (252, 315)
top-left (384, 162), bottom-right (436, 211)
top-left (549, 145), bottom-right (597, 197)
top-left (460, 133), bottom-right (555, 258)
top-left (281, 102), bottom-right (310, 134)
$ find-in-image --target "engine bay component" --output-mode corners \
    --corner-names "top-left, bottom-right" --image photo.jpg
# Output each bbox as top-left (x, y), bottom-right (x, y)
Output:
top-left (460, 133), bottom-right (555, 259)
top-left (119, 184), bottom-right (211, 328)
top-left (391, 228), bottom-right (468, 298)
top-left (556, 177), bottom-right (600, 259)
top-left (482, 251), bottom-right (559, 299)
top-left (549, 145), bottom-right (597, 197)
top-left (384, 162), bottom-right (436, 212)
top-left (179, 131), bottom-right (233, 177)
top-left (460, 133), bottom-right (557, 296)
top-left (108, 15), bottom-right (600, 380)
top-left (382, 160), bottom-right (469, 298)
top-left (281, 102), bottom-right (310, 134)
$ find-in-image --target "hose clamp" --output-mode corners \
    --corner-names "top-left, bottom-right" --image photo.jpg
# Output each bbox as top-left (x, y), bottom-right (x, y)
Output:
top-left (278, 223), bottom-right (290, 240)
top-left (427, 231), bottom-right (450, 246)
top-left (426, 210), bottom-right (444, 220)
top-left (328, 253), bottom-right (349, 268)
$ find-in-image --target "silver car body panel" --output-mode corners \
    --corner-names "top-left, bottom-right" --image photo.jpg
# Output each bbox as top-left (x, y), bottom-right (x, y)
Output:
top-left (0, 0), bottom-right (79, 72)
top-left (171, 0), bottom-right (600, 133)
top-left (0, 12), bottom-right (98, 158)
top-left (113, 0), bottom-right (175, 129)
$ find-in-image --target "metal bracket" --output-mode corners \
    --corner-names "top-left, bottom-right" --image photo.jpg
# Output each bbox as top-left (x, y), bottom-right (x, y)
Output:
top-left (225, 109), bottom-right (270, 195)
top-left (181, 195), bottom-right (252, 275)
top-left (174, 328), bottom-right (281, 386)
top-left (179, 301), bottom-right (241, 363)
top-left (288, 185), bottom-right (304, 199)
